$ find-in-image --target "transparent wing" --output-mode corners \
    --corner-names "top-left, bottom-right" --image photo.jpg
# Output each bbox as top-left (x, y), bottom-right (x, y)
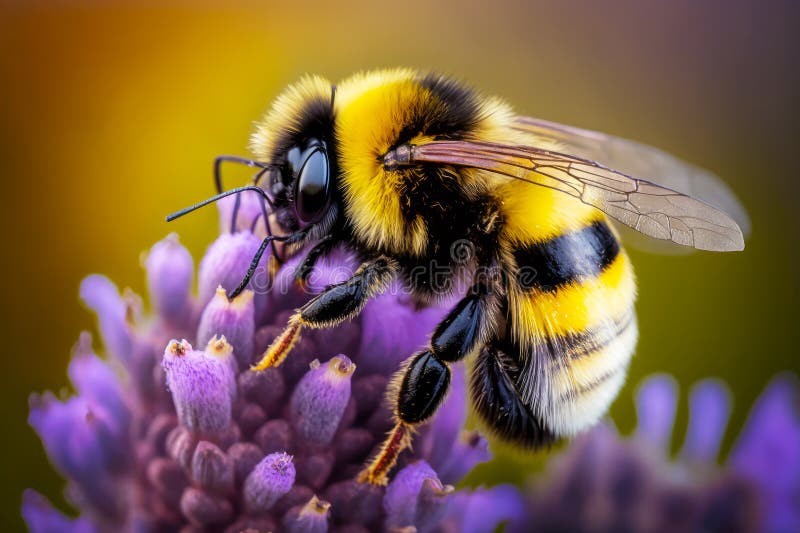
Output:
top-left (513, 116), bottom-right (750, 236)
top-left (402, 140), bottom-right (745, 252)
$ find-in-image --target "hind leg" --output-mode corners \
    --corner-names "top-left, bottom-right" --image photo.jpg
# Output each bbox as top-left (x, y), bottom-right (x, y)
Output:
top-left (359, 286), bottom-right (499, 485)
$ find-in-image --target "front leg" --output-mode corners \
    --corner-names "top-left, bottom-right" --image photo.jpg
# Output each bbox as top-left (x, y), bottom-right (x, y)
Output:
top-left (358, 283), bottom-right (499, 485)
top-left (293, 234), bottom-right (337, 288)
top-left (252, 256), bottom-right (398, 371)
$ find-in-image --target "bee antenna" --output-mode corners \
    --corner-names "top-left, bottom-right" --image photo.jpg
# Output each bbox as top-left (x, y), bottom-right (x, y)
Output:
top-left (227, 228), bottom-right (307, 299)
top-left (165, 186), bottom-right (274, 222)
top-left (213, 155), bottom-right (271, 194)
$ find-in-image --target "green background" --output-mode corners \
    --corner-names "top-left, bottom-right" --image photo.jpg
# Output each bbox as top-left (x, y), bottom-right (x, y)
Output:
top-left (1, 1), bottom-right (798, 529)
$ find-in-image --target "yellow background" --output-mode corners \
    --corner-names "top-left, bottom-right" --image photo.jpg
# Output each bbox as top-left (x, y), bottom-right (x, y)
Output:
top-left (2, 1), bottom-right (798, 529)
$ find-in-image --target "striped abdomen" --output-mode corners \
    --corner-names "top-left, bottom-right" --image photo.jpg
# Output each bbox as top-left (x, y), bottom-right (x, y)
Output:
top-left (503, 218), bottom-right (637, 439)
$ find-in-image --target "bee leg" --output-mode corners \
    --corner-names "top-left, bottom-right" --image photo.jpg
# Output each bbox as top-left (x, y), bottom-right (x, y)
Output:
top-left (470, 344), bottom-right (555, 448)
top-left (292, 235), bottom-right (336, 288)
top-left (252, 256), bottom-right (397, 371)
top-left (430, 288), bottom-right (496, 363)
top-left (358, 350), bottom-right (450, 485)
top-left (359, 289), bottom-right (497, 485)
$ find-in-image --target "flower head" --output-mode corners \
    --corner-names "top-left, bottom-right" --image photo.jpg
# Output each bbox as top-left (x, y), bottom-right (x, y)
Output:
top-left (25, 227), bottom-right (513, 532)
top-left (24, 210), bottom-right (799, 532)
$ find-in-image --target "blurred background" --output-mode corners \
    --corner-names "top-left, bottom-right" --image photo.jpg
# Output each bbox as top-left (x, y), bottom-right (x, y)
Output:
top-left (1, 1), bottom-right (798, 529)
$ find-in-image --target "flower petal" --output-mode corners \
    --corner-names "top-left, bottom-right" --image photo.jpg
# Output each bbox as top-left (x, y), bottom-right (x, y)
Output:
top-left (22, 490), bottom-right (96, 533)
top-left (679, 379), bottom-right (731, 464)
top-left (144, 233), bottom-right (194, 323)
top-left (634, 374), bottom-right (678, 454)
top-left (79, 275), bottom-right (132, 363)
top-left (729, 374), bottom-right (800, 532)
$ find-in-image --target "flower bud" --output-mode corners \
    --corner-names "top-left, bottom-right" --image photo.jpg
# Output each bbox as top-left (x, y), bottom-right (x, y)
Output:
top-left (80, 275), bottom-right (132, 363)
top-left (435, 430), bottom-right (490, 485)
top-left (384, 460), bottom-right (440, 530)
top-left (143, 233), bottom-right (194, 323)
top-left (449, 485), bottom-right (526, 533)
top-left (197, 287), bottom-right (255, 369)
top-left (166, 425), bottom-right (196, 470)
top-left (198, 232), bottom-right (269, 322)
top-left (180, 487), bottom-right (233, 527)
top-left (415, 477), bottom-right (454, 531)
top-left (162, 339), bottom-right (235, 435)
top-left (204, 335), bottom-right (238, 401)
top-left (254, 419), bottom-right (292, 455)
top-left (228, 442), bottom-right (263, 487)
top-left (191, 441), bottom-right (235, 495)
top-left (243, 452), bottom-right (296, 514)
top-left (283, 495), bottom-right (331, 533)
top-left (238, 366), bottom-right (285, 416)
top-left (144, 414), bottom-right (177, 456)
top-left (334, 428), bottom-right (374, 464)
top-left (323, 480), bottom-right (383, 526)
top-left (352, 374), bottom-right (388, 418)
top-left (28, 393), bottom-right (119, 481)
top-left (290, 356), bottom-right (356, 450)
top-left (237, 402), bottom-right (268, 437)
top-left (223, 517), bottom-right (277, 533)
top-left (296, 451), bottom-right (335, 489)
top-left (146, 457), bottom-right (187, 506)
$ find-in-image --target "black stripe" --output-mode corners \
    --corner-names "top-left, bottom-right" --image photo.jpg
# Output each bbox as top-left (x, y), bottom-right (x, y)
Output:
top-left (417, 73), bottom-right (482, 139)
top-left (556, 366), bottom-right (621, 404)
top-left (564, 310), bottom-right (635, 362)
top-left (513, 220), bottom-right (620, 292)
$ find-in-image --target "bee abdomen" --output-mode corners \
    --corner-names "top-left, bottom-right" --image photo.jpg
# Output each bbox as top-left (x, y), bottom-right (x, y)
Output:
top-left (504, 217), bottom-right (638, 439)
top-left (512, 219), bottom-right (620, 292)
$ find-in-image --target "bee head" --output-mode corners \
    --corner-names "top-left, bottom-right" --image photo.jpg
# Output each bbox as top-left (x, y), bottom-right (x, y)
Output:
top-left (251, 75), bottom-right (340, 243)
top-left (264, 137), bottom-right (336, 237)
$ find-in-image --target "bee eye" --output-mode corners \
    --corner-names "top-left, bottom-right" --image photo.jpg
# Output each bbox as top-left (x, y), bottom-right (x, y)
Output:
top-left (295, 148), bottom-right (330, 225)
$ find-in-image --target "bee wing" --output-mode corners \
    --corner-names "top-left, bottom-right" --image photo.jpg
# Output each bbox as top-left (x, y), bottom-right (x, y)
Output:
top-left (408, 140), bottom-right (745, 251)
top-left (512, 116), bottom-right (750, 237)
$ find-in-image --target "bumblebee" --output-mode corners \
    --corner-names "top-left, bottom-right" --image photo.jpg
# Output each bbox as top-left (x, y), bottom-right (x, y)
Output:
top-left (169, 68), bottom-right (746, 485)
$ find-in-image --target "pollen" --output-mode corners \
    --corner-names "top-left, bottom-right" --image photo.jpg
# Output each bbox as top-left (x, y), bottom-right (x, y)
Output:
top-left (167, 339), bottom-right (192, 357)
top-left (206, 335), bottom-right (233, 358)
top-left (302, 495), bottom-right (331, 516)
top-left (328, 355), bottom-right (357, 378)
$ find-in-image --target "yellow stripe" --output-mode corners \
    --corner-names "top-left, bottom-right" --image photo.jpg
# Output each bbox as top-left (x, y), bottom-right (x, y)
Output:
top-left (545, 317), bottom-right (638, 435)
top-left (336, 73), bottom-right (431, 255)
top-left (508, 251), bottom-right (636, 345)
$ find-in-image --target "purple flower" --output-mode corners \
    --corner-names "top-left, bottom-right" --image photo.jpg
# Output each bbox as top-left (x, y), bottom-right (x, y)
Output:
top-left (517, 373), bottom-right (800, 533)
top-left (25, 226), bottom-right (512, 532)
